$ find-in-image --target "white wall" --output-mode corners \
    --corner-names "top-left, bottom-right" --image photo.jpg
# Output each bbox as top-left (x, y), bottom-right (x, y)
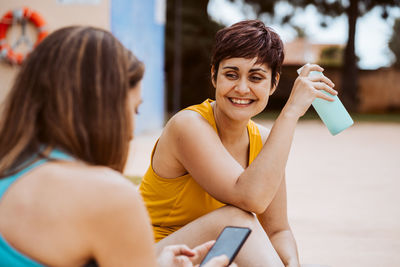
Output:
top-left (0, 0), bottom-right (110, 106)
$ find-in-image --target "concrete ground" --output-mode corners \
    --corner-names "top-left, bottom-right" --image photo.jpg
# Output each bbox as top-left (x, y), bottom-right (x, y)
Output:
top-left (124, 120), bottom-right (400, 267)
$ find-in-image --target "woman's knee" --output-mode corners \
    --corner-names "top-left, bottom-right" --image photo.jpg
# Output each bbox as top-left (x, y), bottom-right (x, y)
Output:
top-left (216, 205), bottom-right (259, 228)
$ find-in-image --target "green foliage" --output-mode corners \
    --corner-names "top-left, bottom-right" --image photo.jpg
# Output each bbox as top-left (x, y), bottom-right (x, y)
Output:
top-left (293, 25), bottom-right (307, 38)
top-left (243, 0), bottom-right (400, 23)
top-left (125, 175), bottom-right (142, 185)
top-left (318, 46), bottom-right (343, 67)
top-left (389, 18), bottom-right (400, 69)
top-left (165, 0), bottom-right (223, 112)
top-left (165, 0), bottom-right (400, 112)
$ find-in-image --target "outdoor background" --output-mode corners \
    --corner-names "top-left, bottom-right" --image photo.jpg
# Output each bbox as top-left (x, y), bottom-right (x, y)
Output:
top-left (1, 0), bottom-right (399, 266)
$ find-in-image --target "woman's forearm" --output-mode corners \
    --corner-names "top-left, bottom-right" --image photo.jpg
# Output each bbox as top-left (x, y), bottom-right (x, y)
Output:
top-left (236, 107), bottom-right (300, 212)
top-left (269, 229), bottom-right (300, 267)
top-left (258, 106), bottom-right (300, 178)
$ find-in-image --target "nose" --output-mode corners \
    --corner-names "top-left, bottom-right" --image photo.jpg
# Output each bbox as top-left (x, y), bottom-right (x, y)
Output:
top-left (235, 78), bottom-right (250, 95)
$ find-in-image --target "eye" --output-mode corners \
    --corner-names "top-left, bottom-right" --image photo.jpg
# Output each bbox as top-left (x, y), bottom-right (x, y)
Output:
top-left (224, 72), bottom-right (238, 80)
top-left (249, 75), bottom-right (263, 82)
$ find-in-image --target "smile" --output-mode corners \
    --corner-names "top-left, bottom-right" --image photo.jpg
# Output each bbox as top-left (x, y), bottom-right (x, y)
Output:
top-left (229, 97), bottom-right (254, 105)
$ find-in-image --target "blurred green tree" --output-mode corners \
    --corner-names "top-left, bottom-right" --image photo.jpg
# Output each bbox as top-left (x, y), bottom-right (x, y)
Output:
top-left (389, 18), bottom-right (400, 69)
top-left (166, 0), bottom-right (399, 112)
top-left (318, 46), bottom-right (344, 67)
top-left (293, 25), bottom-right (307, 39)
top-left (165, 0), bottom-right (222, 113)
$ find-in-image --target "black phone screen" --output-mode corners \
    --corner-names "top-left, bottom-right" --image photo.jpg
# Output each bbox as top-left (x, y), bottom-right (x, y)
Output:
top-left (199, 226), bottom-right (251, 266)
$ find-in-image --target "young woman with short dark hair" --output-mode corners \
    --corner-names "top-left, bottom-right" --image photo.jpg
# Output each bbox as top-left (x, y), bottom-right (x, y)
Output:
top-left (140, 20), bottom-right (337, 266)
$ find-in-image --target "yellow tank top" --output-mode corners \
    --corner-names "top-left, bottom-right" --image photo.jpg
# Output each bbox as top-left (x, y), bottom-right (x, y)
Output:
top-left (139, 99), bottom-right (263, 242)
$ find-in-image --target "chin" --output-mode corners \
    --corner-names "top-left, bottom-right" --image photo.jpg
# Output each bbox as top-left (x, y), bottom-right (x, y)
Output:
top-left (228, 110), bottom-right (258, 121)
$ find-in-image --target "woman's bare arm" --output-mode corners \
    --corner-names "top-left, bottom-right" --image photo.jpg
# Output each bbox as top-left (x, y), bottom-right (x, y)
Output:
top-left (79, 170), bottom-right (158, 267)
top-left (257, 176), bottom-right (300, 266)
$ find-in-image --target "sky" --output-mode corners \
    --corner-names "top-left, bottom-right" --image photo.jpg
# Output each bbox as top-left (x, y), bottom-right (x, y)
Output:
top-left (208, 0), bottom-right (400, 70)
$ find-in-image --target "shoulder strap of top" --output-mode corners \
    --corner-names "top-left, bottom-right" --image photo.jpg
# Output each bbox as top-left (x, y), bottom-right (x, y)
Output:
top-left (184, 99), bottom-right (218, 133)
top-left (0, 233), bottom-right (45, 267)
top-left (48, 149), bottom-right (74, 161)
top-left (0, 148), bottom-right (74, 267)
top-left (247, 120), bottom-right (263, 165)
top-left (0, 149), bottom-right (74, 198)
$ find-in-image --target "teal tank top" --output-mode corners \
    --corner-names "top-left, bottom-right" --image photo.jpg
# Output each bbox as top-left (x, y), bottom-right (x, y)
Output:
top-left (0, 149), bottom-right (74, 267)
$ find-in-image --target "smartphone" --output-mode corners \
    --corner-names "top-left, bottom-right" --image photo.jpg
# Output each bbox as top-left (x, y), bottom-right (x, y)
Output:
top-left (199, 226), bottom-right (251, 266)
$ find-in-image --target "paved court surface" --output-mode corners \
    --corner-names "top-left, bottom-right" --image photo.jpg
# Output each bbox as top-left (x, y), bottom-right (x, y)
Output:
top-left (124, 120), bottom-right (400, 267)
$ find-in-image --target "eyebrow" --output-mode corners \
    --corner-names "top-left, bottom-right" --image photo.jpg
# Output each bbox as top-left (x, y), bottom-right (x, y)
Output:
top-left (249, 68), bottom-right (267, 73)
top-left (222, 66), bottom-right (267, 73)
top-left (222, 66), bottom-right (239, 71)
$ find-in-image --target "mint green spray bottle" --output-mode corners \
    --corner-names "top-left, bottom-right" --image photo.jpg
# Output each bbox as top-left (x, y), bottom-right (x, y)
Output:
top-left (297, 68), bottom-right (354, 135)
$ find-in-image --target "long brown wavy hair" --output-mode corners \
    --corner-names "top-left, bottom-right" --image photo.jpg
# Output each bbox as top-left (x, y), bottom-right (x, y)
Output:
top-left (0, 26), bottom-right (144, 177)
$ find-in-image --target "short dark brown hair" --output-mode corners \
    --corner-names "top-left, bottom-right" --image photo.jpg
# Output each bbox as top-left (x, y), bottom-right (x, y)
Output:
top-left (211, 20), bottom-right (284, 88)
top-left (0, 26), bottom-right (144, 176)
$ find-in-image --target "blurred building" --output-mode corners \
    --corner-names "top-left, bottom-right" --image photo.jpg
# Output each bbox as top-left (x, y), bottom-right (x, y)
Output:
top-left (0, 0), bottom-right (165, 133)
top-left (283, 37), bottom-right (344, 66)
top-left (275, 37), bottom-right (400, 113)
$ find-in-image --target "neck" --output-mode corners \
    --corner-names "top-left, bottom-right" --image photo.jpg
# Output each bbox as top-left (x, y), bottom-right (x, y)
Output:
top-left (212, 102), bottom-right (249, 144)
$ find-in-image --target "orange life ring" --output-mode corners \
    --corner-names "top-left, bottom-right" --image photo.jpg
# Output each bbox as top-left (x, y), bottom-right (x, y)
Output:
top-left (0, 7), bottom-right (48, 64)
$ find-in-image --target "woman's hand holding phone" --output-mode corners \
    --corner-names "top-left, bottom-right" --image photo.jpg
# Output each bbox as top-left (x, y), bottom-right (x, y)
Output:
top-left (198, 254), bottom-right (237, 267)
top-left (157, 240), bottom-right (236, 267)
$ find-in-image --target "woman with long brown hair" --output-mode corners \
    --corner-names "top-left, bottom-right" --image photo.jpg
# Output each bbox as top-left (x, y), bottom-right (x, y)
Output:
top-left (0, 26), bottom-right (229, 267)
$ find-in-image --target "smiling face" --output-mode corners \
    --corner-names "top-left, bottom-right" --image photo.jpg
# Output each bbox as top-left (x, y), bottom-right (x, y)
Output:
top-left (212, 57), bottom-right (278, 122)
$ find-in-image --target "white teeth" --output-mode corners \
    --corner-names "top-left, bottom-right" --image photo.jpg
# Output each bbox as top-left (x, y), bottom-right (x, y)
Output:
top-left (230, 98), bottom-right (252, 105)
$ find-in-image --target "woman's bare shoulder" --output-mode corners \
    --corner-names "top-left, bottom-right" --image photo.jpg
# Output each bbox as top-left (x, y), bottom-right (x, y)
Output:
top-left (164, 109), bottom-right (210, 133)
top-left (39, 162), bottom-right (132, 186)
top-left (158, 109), bottom-right (216, 150)
top-left (25, 162), bottom-right (154, 266)
top-left (153, 109), bottom-right (216, 177)
top-left (35, 162), bottom-right (142, 214)
top-left (0, 162), bottom-right (146, 265)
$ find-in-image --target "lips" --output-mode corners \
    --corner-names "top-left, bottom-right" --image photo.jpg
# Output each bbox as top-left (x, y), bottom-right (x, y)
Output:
top-left (229, 97), bottom-right (254, 105)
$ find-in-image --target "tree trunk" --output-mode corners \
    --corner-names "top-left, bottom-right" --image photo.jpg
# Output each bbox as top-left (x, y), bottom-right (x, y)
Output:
top-left (341, 0), bottom-right (359, 111)
top-left (172, 0), bottom-right (182, 113)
